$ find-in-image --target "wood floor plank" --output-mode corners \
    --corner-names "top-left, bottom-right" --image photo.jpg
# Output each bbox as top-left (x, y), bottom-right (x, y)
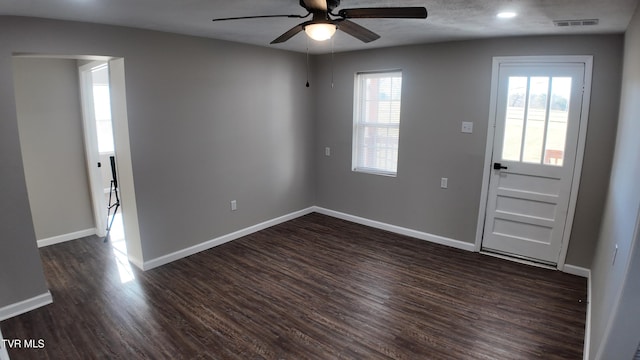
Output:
top-left (0, 213), bottom-right (587, 359)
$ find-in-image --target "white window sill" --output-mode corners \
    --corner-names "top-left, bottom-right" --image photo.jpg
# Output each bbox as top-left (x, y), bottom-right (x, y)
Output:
top-left (352, 168), bottom-right (397, 177)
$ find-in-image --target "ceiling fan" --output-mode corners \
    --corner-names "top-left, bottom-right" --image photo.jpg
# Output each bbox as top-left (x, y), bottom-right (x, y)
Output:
top-left (212, 0), bottom-right (428, 44)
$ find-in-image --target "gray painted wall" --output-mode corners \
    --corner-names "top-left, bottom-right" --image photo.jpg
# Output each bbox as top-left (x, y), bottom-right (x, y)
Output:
top-left (0, 16), bottom-right (315, 308)
top-left (314, 35), bottom-right (623, 268)
top-left (0, 54), bottom-right (49, 307)
top-left (13, 57), bottom-right (94, 240)
top-left (589, 3), bottom-right (640, 359)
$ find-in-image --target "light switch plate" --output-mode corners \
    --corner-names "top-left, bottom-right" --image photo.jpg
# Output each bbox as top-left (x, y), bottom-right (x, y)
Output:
top-left (461, 122), bottom-right (473, 134)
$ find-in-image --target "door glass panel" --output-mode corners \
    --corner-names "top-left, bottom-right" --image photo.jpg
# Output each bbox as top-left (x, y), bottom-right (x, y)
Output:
top-left (502, 77), bottom-right (527, 161)
top-left (501, 75), bottom-right (573, 166)
top-left (522, 77), bottom-right (549, 163)
top-left (544, 77), bottom-right (571, 166)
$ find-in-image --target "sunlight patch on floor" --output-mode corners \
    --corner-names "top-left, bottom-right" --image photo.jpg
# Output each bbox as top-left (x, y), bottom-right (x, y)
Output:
top-left (108, 212), bottom-right (135, 284)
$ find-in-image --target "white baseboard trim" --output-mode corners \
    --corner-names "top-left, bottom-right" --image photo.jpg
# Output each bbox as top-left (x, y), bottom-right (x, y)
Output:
top-left (142, 207), bottom-right (316, 271)
top-left (0, 291), bottom-right (53, 321)
top-left (313, 207), bottom-right (476, 252)
top-left (561, 265), bottom-right (591, 359)
top-left (563, 264), bottom-right (591, 278)
top-left (583, 269), bottom-right (592, 360)
top-left (37, 228), bottom-right (97, 248)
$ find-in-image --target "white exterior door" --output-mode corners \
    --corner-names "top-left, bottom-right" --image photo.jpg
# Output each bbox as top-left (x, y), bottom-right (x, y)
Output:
top-left (482, 62), bottom-right (586, 265)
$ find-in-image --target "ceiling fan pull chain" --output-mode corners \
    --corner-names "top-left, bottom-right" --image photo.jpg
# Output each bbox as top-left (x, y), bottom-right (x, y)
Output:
top-left (306, 36), bottom-right (310, 88)
top-left (331, 35), bottom-right (335, 88)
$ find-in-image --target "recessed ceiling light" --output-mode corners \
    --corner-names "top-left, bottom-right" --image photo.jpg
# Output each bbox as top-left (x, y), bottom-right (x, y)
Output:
top-left (497, 12), bottom-right (518, 19)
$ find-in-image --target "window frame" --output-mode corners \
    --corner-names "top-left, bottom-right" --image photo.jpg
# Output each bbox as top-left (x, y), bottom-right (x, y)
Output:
top-left (351, 70), bottom-right (403, 177)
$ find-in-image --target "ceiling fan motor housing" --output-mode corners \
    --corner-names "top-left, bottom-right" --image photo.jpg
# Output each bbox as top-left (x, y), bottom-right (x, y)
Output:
top-left (300, 0), bottom-right (341, 12)
top-left (327, 0), bottom-right (341, 11)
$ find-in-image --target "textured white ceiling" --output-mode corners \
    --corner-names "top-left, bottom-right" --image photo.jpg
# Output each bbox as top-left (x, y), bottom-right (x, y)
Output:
top-left (1, 0), bottom-right (638, 53)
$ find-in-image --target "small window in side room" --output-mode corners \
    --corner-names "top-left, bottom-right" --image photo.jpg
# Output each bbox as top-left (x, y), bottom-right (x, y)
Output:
top-left (352, 71), bottom-right (402, 176)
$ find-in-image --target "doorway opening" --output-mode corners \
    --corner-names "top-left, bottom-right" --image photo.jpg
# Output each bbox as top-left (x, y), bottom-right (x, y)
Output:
top-left (79, 61), bottom-right (117, 236)
top-left (13, 54), bottom-right (143, 275)
top-left (78, 61), bottom-right (132, 282)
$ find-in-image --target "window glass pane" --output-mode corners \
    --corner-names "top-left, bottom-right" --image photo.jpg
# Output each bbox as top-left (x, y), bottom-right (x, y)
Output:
top-left (391, 77), bottom-right (402, 100)
top-left (92, 84), bottom-right (114, 153)
top-left (363, 75), bottom-right (402, 125)
top-left (357, 126), bottom-right (398, 172)
top-left (522, 77), bottom-right (549, 163)
top-left (502, 77), bottom-right (527, 161)
top-left (92, 85), bottom-right (111, 120)
top-left (544, 77), bottom-right (571, 166)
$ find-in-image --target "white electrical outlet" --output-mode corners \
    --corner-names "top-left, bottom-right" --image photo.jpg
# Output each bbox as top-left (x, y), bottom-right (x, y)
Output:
top-left (231, 200), bottom-right (237, 211)
top-left (325, 147), bottom-right (331, 156)
top-left (461, 122), bottom-right (473, 134)
top-left (441, 177), bottom-right (448, 189)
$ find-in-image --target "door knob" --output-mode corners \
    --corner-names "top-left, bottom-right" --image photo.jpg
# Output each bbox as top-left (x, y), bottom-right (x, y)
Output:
top-left (493, 162), bottom-right (508, 170)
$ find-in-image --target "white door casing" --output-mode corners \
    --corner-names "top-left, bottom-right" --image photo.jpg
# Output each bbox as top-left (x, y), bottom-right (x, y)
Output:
top-left (108, 58), bottom-right (144, 267)
top-left (475, 56), bottom-right (593, 268)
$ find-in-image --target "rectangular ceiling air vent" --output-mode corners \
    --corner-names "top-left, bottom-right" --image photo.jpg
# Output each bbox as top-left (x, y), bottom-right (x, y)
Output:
top-left (553, 19), bottom-right (599, 27)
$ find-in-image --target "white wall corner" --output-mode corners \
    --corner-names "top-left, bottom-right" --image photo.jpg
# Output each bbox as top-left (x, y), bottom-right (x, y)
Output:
top-left (0, 291), bottom-right (53, 322)
top-left (313, 207), bottom-right (476, 252)
top-left (37, 228), bottom-right (97, 248)
top-left (127, 255), bottom-right (144, 271)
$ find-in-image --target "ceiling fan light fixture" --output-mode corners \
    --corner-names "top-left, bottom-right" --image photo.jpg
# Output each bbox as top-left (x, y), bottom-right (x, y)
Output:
top-left (497, 11), bottom-right (518, 19)
top-left (304, 23), bottom-right (337, 41)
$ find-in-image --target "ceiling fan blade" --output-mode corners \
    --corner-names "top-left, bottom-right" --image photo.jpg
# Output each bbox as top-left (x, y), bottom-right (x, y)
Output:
top-left (212, 13), bottom-right (309, 22)
top-left (337, 7), bottom-right (428, 19)
top-left (337, 20), bottom-right (380, 43)
top-left (271, 24), bottom-right (305, 44)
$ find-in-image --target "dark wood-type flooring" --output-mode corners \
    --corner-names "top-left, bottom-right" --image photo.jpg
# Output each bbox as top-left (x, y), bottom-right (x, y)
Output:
top-left (1, 213), bottom-right (587, 359)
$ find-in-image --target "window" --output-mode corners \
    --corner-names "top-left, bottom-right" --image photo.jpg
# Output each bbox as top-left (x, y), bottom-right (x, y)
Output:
top-left (352, 71), bottom-right (402, 176)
